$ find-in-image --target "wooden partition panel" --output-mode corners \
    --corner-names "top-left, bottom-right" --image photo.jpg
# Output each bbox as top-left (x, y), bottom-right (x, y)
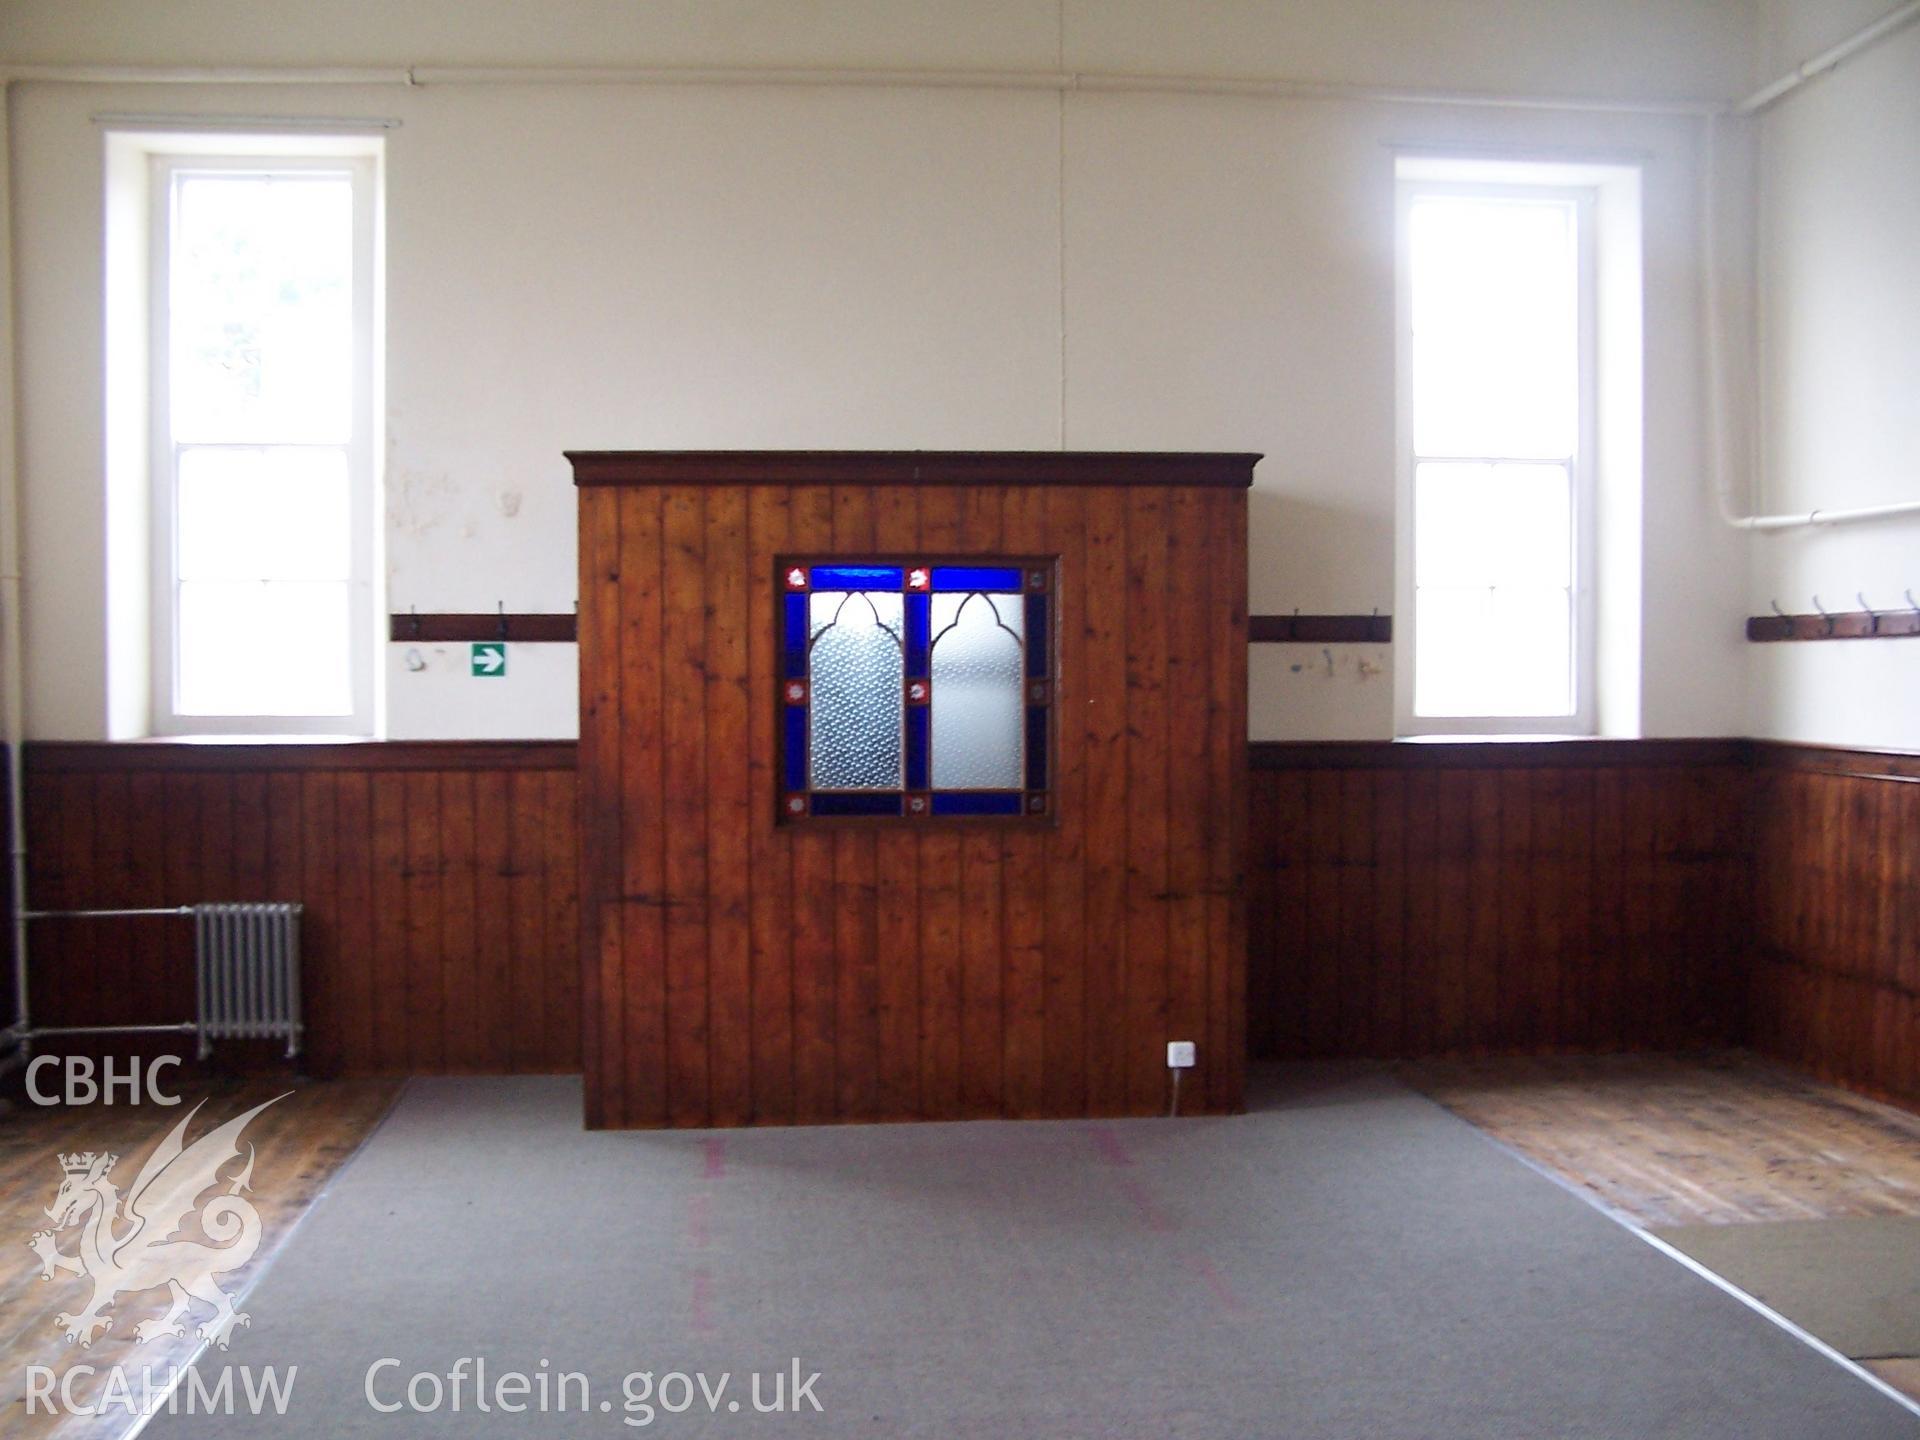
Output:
top-left (1749, 745), bottom-right (1920, 1106)
top-left (21, 742), bottom-right (580, 1076)
top-left (1248, 740), bottom-right (1754, 1061)
top-left (572, 452), bottom-right (1253, 1128)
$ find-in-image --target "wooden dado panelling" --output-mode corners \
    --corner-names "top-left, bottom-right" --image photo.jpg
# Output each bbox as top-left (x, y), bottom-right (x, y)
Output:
top-left (21, 742), bottom-right (579, 1076)
top-left (1749, 745), bottom-right (1920, 1106)
top-left (573, 452), bottom-right (1253, 1129)
top-left (1248, 740), bottom-right (1754, 1062)
top-left (17, 733), bottom-right (1913, 1111)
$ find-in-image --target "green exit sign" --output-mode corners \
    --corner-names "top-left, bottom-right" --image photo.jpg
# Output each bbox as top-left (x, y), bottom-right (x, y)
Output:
top-left (471, 642), bottom-right (506, 678)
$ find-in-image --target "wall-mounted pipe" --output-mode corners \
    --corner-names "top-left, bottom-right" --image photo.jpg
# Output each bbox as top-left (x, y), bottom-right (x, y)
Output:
top-left (0, 60), bottom-right (1723, 116)
top-left (1, 96), bottom-right (29, 1072)
top-left (1735, 0), bottom-right (1920, 116)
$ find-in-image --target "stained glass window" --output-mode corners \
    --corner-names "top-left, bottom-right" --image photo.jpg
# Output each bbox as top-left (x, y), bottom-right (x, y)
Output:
top-left (779, 558), bottom-right (1054, 821)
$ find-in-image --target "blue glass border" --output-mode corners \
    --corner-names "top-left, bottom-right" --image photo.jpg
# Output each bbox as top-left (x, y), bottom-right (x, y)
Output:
top-left (783, 593), bottom-right (809, 679)
top-left (812, 792), bottom-right (905, 817)
top-left (904, 592), bottom-right (931, 677)
top-left (1024, 594), bottom-right (1049, 678)
top-left (783, 705), bottom-right (807, 790)
top-left (811, 564), bottom-right (903, 590)
top-left (930, 565), bottom-right (1021, 592)
top-left (1025, 705), bottom-right (1048, 790)
top-left (930, 792), bottom-right (1024, 817)
top-left (905, 705), bottom-right (929, 790)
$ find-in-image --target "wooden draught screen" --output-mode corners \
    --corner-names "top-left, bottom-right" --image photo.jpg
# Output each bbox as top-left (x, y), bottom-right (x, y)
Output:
top-left (570, 451), bottom-right (1255, 1128)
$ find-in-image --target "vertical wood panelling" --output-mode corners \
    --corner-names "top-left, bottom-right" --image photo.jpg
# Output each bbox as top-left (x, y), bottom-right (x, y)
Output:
top-left (1002, 485), bottom-right (1049, 1117)
top-left (579, 481), bottom-right (623, 1125)
top-left (746, 483), bottom-right (795, 1123)
top-left (958, 485), bottom-right (1006, 1119)
top-left (616, 484), bottom-right (666, 1126)
top-left (871, 485), bottom-right (922, 1119)
top-left (1080, 487), bottom-right (1130, 1112)
top-left (1750, 752), bottom-right (1920, 1107)
top-left (1122, 487), bottom-right (1170, 1113)
top-left (706, 488), bottom-right (752, 1126)
top-left (915, 485), bottom-right (965, 1122)
top-left (830, 485), bottom-right (880, 1122)
top-left (21, 731), bottom-right (1908, 1115)
top-left (439, 771), bottom-right (478, 1069)
top-left (787, 484), bottom-right (839, 1124)
top-left (1248, 747), bottom-right (1755, 1064)
top-left (21, 745), bottom-right (580, 1077)
top-left (661, 488), bottom-right (710, 1127)
top-left (574, 460), bottom-right (1252, 1126)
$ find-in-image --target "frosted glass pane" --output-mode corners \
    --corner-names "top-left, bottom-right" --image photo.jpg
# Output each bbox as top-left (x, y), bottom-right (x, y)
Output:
top-left (930, 593), bottom-right (1023, 789)
top-left (1416, 461), bottom-right (1571, 590)
top-left (1411, 195), bottom-right (1577, 460)
top-left (178, 580), bottom-right (352, 716)
top-left (172, 173), bottom-right (353, 445)
top-left (1415, 585), bottom-right (1573, 718)
top-left (178, 447), bottom-right (351, 582)
top-left (809, 591), bottom-right (903, 789)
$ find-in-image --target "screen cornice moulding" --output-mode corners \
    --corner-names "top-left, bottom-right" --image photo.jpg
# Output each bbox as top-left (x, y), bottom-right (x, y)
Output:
top-left (566, 450), bottom-right (1260, 489)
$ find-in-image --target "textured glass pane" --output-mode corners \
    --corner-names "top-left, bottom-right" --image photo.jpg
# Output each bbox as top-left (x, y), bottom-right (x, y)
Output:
top-left (808, 591), bottom-right (903, 789)
top-left (178, 579), bottom-right (351, 716)
top-left (178, 446), bottom-right (351, 582)
top-left (930, 592), bottom-right (1024, 789)
top-left (1411, 195), bottom-right (1578, 460)
top-left (172, 173), bottom-right (354, 445)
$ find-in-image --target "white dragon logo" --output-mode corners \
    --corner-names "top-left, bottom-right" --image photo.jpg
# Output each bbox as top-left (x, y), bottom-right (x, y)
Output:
top-left (26, 1095), bottom-right (284, 1350)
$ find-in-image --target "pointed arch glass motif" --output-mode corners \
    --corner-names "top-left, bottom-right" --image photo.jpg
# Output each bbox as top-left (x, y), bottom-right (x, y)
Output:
top-left (779, 558), bottom-right (1054, 821)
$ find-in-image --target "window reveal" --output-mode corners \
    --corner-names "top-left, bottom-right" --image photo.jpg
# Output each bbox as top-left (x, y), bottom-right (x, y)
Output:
top-left (779, 560), bottom-right (1054, 821)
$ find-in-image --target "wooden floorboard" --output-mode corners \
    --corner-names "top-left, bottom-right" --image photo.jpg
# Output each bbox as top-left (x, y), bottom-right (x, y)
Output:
top-left (1402, 1050), bottom-right (1920, 1407)
top-left (1402, 1050), bottom-right (1920, 1228)
top-left (0, 1078), bottom-right (400, 1437)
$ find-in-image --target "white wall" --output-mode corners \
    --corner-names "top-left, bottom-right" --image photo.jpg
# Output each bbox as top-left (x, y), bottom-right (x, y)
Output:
top-left (1744, 2), bottom-right (1920, 750)
top-left (3, 0), bottom-right (1757, 741)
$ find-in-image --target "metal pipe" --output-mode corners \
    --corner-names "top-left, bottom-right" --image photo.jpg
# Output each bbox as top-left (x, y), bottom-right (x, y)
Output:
top-left (1735, 0), bottom-right (1920, 116)
top-left (0, 60), bottom-right (1723, 117)
top-left (24, 1022), bottom-right (197, 1038)
top-left (1, 95), bottom-right (27, 1072)
top-left (23, 905), bottom-right (194, 920)
top-left (1727, 501), bottom-right (1920, 530)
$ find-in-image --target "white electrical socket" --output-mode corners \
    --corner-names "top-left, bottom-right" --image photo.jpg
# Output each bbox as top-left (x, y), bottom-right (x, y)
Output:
top-left (1167, 1041), bottom-right (1196, 1069)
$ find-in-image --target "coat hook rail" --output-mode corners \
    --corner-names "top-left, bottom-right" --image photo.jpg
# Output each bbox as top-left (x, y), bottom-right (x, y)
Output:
top-left (1746, 594), bottom-right (1920, 642)
top-left (1249, 611), bottom-right (1394, 643)
top-left (386, 611), bottom-right (580, 643)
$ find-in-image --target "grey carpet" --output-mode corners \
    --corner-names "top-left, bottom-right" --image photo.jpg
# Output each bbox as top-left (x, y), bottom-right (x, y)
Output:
top-left (138, 1066), bottom-right (1920, 1438)
top-left (1653, 1216), bottom-right (1920, 1359)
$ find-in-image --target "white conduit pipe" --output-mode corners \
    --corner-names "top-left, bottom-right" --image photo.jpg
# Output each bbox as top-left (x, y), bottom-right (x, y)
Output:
top-left (1, 95), bottom-right (27, 1078)
top-left (1735, 0), bottom-right (1920, 116)
top-left (0, 60), bottom-right (1725, 115)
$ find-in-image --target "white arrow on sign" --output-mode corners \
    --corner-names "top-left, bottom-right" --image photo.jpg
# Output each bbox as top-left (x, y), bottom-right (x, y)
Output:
top-left (474, 646), bottom-right (505, 673)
